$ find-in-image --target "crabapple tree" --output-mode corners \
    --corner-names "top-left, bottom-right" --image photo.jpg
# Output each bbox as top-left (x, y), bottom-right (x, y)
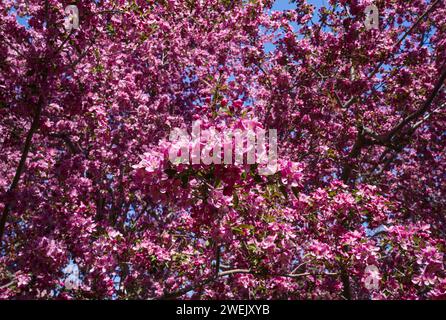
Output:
top-left (0, 0), bottom-right (445, 299)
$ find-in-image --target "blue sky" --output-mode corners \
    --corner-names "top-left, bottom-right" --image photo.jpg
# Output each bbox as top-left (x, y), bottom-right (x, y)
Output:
top-left (15, 1), bottom-right (327, 28)
top-left (272, 0), bottom-right (327, 11)
top-left (265, 0), bottom-right (327, 53)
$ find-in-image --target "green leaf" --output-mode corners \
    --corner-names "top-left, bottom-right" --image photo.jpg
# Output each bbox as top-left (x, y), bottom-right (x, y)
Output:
top-left (262, 215), bottom-right (276, 223)
top-left (233, 192), bottom-right (239, 207)
top-left (231, 226), bottom-right (243, 234)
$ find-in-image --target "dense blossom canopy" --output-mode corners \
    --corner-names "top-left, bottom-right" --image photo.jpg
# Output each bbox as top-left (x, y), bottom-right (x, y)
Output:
top-left (0, 0), bottom-right (445, 299)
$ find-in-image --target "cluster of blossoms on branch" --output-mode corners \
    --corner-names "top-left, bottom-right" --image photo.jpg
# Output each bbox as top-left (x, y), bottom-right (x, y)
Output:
top-left (163, 118), bottom-right (278, 175)
top-left (0, 0), bottom-right (445, 299)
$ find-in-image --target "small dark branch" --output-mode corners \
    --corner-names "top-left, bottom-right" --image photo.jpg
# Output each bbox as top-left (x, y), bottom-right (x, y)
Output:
top-left (65, 29), bottom-right (100, 71)
top-left (156, 277), bottom-right (215, 300)
top-left (341, 125), bottom-right (373, 183)
top-left (219, 269), bottom-right (337, 279)
top-left (0, 99), bottom-right (44, 245)
top-left (0, 280), bottom-right (16, 290)
top-left (333, 90), bottom-right (355, 110)
top-left (350, 66), bottom-right (446, 181)
top-left (380, 148), bottom-right (400, 171)
top-left (339, 0), bottom-right (443, 120)
top-left (48, 133), bottom-right (83, 155)
top-left (53, 29), bottom-right (74, 56)
top-left (215, 245), bottom-right (221, 276)
top-left (366, 148), bottom-right (393, 177)
top-left (340, 266), bottom-right (352, 300)
top-left (412, 102), bottom-right (446, 130)
top-left (385, 66), bottom-right (446, 141)
top-left (154, 269), bottom-right (337, 300)
top-left (368, 0), bottom-right (443, 80)
top-left (343, 97), bottom-right (355, 110)
top-left (96, 10), bottom-right (126, 15)
top-left (256, 62), bottom-right (273, 88)
top-left (362, 126), bottom-right (386, 143)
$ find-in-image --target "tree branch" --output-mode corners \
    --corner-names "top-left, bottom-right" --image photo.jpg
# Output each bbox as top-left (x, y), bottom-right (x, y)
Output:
top-left (0, 97), bottom-right (44, 245)
top-left (384, 65), bottom-right (446, 141)
top-left (155, 268), bottom-right (337, 300)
